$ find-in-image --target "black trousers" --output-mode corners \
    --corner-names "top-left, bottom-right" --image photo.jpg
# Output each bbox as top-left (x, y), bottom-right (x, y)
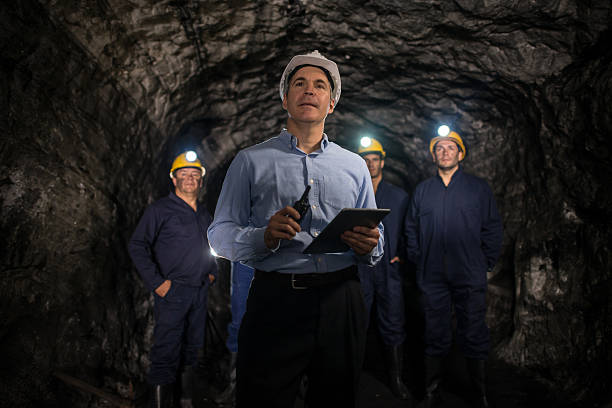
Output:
top-left (236, 268), bottom-right (367, 408)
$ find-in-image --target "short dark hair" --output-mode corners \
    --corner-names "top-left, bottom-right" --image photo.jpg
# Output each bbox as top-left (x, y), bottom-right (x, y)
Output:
top-left (286, 64), bottom-right (335, 94)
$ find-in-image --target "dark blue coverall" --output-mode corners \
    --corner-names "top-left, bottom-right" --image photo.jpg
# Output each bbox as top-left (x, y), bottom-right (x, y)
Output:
top-left (404, 169), bottom-right (503, 359)
top-left (226, 261), bottom-right (255, 353)
top-left (358, 180), bottom-right (410, 346)
top-left (128, 192), bottom-right (217, 385)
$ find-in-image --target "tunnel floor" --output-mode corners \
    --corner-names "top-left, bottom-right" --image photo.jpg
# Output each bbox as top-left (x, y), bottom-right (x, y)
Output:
top-left (99, 283), bottom-right (587, 408)
top-left (180, 320), bottom-right (583, 408)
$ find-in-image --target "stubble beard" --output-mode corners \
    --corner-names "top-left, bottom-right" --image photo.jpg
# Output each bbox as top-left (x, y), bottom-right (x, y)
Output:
top-left (437, 162), bottom-right (458, 172)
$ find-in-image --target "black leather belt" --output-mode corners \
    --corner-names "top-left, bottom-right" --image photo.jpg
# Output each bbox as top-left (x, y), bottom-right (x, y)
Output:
top-left (254, 265), bottom-right (358, 290)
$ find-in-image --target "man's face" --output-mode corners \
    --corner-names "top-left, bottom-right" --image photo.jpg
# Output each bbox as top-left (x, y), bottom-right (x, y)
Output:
top-left (282, 66), bottom-right (335, 123)
top-left (433, 139), bottom-right (463, 171)
top-left (363, 153), bottom-right (384, 179)
top-left (172, 167), bottom-right (203, 195)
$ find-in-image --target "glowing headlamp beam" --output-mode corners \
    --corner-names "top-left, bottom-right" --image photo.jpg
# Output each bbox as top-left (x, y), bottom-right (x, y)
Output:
top-left (186, 150), bottom-right (197, 162)
top-left (360, 137), bottom-right (372, 148)
top-left (437, 125), bottom-right (450, 137)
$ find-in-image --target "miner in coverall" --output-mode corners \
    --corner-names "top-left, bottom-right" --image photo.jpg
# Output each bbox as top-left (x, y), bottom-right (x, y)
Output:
top-left (404, 128), bottom-right (503, 408)
top-left (357, 137), bottom-right (413, 402)
top-left (128, 151), bottom-right (217, 408)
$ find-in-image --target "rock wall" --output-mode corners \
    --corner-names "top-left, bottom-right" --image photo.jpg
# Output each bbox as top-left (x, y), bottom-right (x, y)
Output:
top-left (1, 0), bottom-right (611, 406)
top-left (1, 1), bottom-right (163, 404)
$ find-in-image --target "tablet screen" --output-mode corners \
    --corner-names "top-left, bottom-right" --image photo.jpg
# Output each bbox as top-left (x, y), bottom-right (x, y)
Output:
top-left (303, 208), bottom-right (390, 254)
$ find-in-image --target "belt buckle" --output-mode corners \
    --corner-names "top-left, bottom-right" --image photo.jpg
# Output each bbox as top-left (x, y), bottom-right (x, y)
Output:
top-left (291, 274), bottom-right (308, 290)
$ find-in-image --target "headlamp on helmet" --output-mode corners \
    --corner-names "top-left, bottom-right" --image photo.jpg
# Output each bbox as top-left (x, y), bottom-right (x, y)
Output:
top-left (170, 150), bottom-right (206, 178)
top-left (357, 136), bottom-right (386, 158)
top-left (429, 125), bottom-right (466, 161)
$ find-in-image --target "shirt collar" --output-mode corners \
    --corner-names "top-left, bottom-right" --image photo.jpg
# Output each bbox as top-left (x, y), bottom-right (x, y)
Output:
top-left (436, 166), bottom-right (462, 184)
top-left (169, 191), bottom-right (199, 212)
top-left (169, 191), bottom-right (182, 204)
top-left (280, 129), bottom-right (329, 154)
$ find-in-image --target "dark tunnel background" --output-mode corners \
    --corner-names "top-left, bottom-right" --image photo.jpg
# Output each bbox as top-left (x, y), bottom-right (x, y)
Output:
top-left (1, 0), bottom-right (611, 407)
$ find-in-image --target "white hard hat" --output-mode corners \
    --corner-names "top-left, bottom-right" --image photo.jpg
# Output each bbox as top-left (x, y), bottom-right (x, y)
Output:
top-left (279, 50), bottom-right (341, 107)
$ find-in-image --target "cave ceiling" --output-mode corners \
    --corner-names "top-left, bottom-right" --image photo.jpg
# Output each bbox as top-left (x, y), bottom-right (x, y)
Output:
top-left (37, 0), bottom-right (610, 192)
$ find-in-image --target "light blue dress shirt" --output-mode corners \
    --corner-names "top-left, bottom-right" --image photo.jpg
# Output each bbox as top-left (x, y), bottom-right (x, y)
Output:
top-left (208, 129), bottom-right (384, 274)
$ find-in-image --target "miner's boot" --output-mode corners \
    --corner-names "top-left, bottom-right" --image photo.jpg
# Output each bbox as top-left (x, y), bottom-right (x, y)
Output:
top-left (215, 351), bottom-right (237, 407)
top-left (385, 344), bottom-right (413, 403)
top-left (149, 383), bottom-right (174, 408)
top-left (179, 365), bottom-right (195, 408)
top-left (419, 355), bottom-right (442, 408)
top-left (466, 358), bottom-right (489, 408)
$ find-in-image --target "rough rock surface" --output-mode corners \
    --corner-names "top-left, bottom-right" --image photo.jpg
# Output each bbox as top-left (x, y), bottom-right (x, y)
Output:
top-left (1, 0), bottom-right (611, 406)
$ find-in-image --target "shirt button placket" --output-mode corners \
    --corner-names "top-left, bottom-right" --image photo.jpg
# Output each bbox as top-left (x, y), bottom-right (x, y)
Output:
top-left (305, 156), bottom-right (317, 236)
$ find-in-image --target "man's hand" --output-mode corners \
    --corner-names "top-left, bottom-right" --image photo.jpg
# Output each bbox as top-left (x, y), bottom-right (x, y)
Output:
top-left (155, 280), bottom-right (171, 297)
top-left (390, 256), bottom-right (403, 264)
top-left (264, 206), bottom-right (302, 249)
top-left (341, 225), bottom-right (380, 256)
top-left (208, 274), bottom-right (215, 284)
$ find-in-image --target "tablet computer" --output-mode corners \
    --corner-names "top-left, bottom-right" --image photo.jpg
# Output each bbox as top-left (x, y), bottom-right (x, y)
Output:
top-left (303, 208), bottom-right (390, 254)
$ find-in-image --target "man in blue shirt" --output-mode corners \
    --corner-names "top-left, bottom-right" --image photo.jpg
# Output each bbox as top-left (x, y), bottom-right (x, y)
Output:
top-left (129, 151), bottom-right (217, 408)
top-left (404, 128), bottom-right (503, 408)
top-left (357, 137), bottom-right (412, 402)
top-left (208, 50), bottom-right (384, 407)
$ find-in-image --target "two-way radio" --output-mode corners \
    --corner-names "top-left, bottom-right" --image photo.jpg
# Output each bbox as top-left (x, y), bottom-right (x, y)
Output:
top-left (292, 185), bottom-right (311, 223)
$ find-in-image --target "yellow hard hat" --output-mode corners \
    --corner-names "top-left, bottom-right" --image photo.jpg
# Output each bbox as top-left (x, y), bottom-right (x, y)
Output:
top-left (358, 137), bottom-right (386, 158)
top-left (429, 128), bottom-right (466, 161)
top-left (169, 151), bottom-right (205, 178)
